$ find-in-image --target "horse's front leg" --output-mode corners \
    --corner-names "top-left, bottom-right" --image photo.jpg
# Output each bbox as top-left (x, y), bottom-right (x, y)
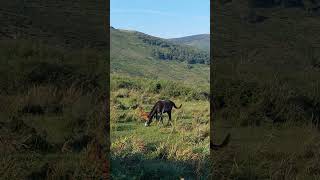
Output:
top-left (159, 110), bottom-right (165, 125)
top-left (156, 113), bottom-right (161, 126)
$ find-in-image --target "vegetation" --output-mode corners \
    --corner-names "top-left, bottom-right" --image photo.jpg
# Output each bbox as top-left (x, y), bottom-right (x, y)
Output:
top-left (110, 75), bottom-right (210, 179)
top-left (0, 0), bottom-right (110, 178)
top-left (0, 39), bottom-right (108, 179)
top-left (111, 27), bottom-right (210, 84)
top-left (169, 34), bottom-right (210, 52)
top-left (211, 1), bottom-right (320, 179)
top-left (135, 32), bottom-right (209, 64)
top-left (110, 25), bottom-right (212, 178)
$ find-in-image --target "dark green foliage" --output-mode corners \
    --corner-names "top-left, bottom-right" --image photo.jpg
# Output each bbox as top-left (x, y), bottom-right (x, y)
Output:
top-left (213, 72), bottom-right (320, 126)
top-left (111, 75), bottom-right (209, 101)
top-left (65, 134), bottom-right (93, 152)
top-left (0, 40), bottom-right (105, 94)
top-left (26, 163), bottom-right (50, 180)
top-left (169, 34), bottom-right (210, 52)
top-left (135, 32), bottom-right (209, 64)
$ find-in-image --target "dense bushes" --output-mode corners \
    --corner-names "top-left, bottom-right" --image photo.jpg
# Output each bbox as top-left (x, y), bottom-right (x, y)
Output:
top-left (111, 75), bottom-right (209, 101)
top-left (212, 67), bottom-right (320, 126)
top-left (135, 32), bottom-right (209, 64)
top-left (0, 39), bottom-right (105, 94)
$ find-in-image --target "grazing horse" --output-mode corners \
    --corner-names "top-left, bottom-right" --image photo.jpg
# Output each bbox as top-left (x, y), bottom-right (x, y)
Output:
top-left (145, 100), bottom-right (182, 127)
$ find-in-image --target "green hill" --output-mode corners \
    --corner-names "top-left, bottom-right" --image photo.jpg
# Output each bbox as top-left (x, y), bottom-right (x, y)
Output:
top-left (168, 34), bottom-right (210, 52)
top-left (110, 27), bottom-right (210, 85)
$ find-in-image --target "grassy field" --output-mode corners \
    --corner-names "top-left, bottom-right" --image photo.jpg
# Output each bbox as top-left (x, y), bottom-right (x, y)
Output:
top-left (110, 75), bottom-right (210, 179)
top-left (211, 3), bottom-right (320, 179)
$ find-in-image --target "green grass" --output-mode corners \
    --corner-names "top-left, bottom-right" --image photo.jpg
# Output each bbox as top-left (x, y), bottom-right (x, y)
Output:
top-left (110, 76), bottom-right (210, 179)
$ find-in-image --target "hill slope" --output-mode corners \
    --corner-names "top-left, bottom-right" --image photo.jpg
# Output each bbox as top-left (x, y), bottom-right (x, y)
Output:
top-left (169, 34), bottom-right (210, 52)
top-left (110, 27), bottom-right (210, 85)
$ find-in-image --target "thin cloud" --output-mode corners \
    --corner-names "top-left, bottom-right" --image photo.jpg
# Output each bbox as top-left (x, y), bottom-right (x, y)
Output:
top-left (111, 9), bottom-right (209, 21)
top-left (111, 9), bottom-right (177, 16)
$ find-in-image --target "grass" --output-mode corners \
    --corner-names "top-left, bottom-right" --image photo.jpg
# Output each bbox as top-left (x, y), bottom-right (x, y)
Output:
top-left (110, 76), bottom-right (210, 179)
top-left (212, 124), bottom-right (320, 179)
top-left (211, 3), bottom-right (320, 179)
top-left (0, 39), bottom-right (108, 179)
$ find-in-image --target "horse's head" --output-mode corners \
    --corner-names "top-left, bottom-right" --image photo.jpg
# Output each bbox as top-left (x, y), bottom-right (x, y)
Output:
top-left (137, 106), bottom-right (150, 124)
top-left (141, 114), bottom-right (149, 121)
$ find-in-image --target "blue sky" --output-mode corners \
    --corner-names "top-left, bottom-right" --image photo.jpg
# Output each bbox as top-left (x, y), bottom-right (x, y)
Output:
top-left (111, 0), bottom-right (210, 39)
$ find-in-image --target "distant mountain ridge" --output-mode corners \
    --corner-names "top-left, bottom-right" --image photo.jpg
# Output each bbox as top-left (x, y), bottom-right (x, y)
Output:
top-left (169, 34), bottom-right (210, 52)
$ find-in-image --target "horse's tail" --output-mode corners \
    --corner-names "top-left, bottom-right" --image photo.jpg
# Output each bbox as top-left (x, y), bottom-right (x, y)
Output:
top-left (173, 102), bottom-right (182, 109)
top-left (210, 133), bottom-right (230, 150)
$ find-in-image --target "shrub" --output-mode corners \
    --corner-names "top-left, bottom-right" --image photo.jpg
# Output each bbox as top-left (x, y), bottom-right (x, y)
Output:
top-left (115, 89), bottom-right (129, 98)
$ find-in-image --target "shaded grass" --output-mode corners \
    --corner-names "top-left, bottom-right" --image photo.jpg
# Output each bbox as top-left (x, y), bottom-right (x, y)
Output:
top-left (212, 124), bottom-right (320, 179)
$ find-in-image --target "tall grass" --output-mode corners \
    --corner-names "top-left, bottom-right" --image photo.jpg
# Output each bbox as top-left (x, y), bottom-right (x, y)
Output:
top-left (0, 39), bottom-right (108, 179)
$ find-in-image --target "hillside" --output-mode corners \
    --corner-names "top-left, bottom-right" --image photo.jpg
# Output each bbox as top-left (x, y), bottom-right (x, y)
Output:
top-left (169, 34), bottom-right (210, 52)
top-left (110, 27), bottom-right (210, 85)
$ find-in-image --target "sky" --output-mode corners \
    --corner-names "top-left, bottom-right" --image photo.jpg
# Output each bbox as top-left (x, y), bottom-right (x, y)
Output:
top-left (111, 0), bottom-right (210, 39)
